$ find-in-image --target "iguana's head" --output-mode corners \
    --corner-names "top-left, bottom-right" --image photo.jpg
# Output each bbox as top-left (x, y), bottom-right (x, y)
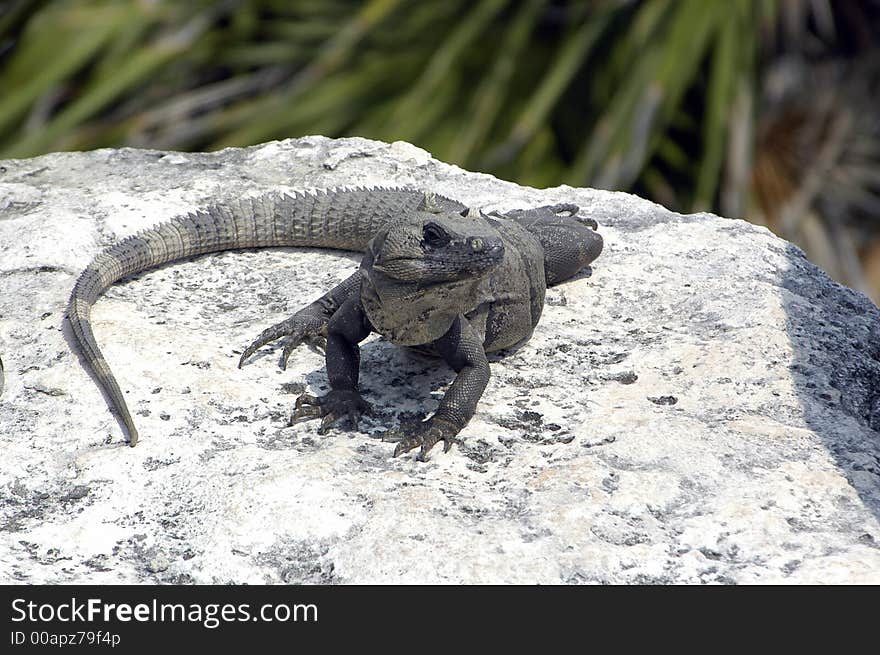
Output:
top-left (365, 209), bottom-right (504, 283)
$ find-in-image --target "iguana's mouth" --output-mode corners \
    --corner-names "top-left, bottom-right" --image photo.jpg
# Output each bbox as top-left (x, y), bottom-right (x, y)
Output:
top-left (378, 246), bottom-right (502, 268)
top-left (371, 256), bottom-right (420, 271)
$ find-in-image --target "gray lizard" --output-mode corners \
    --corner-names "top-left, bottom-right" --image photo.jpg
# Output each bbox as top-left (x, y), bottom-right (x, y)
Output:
top-left (68, 188), bottom-right (602, 458)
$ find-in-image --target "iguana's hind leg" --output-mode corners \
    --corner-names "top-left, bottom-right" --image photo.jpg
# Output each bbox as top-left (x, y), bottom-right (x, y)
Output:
top-left (501, 204), bottom-right (603, 286)
top-left (238, 271), bottom-right (362, 369)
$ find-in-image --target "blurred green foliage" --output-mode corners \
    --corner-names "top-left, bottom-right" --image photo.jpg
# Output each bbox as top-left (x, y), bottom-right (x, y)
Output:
top-left (1, 0), bottom-right (879, 296)
top-left (0, 0), bottom-right (764, 202)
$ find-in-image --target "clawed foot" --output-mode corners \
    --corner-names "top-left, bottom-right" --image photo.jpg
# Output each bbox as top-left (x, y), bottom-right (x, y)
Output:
top-left (290, 389), bottom-right (373, 434)
top-left (287, 391), bottom-right (462, 460)
top-left (545, 203), bottom-right (598, 229)
top-left (381, 418), bottom-right (460, 461)
top-left (238, 314), bottom-right (327, 370)
top-left (489, 203), bottom-right (597, 230)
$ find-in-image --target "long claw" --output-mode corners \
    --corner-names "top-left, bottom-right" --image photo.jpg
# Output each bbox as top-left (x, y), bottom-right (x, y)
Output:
top-left (280, 337), bottom-right (303, 370)
top-left (319, 413), bottom-right (338, 434)
top-left (290, 405), bottom-right (320, 425)
top-left (295, 393), bottom-right (319, 409)
top-left (386, 418), bottom-right (459, 459)
top-left (281, 334), bottom-right (326, 369)
top-left (549, 203), bottom-right (579, 217)
top-left (239, 337), bottom-right (273, 368)
top-left (238, 344), bottom-right (256, 368)
top-left (417, 434), bottom-right (442, 461)
top-left (310, 335), bottom-right (327, 354)
top-left (239, 322), bottom-right (290, 367)
top-left (289, 393), bottom-right (322, 425)
top-left (240, 312), bottom-right (328, 369)
top-left (393, 438), bottom-right (419, 458)
top-left (288, 389), bottom-right (371, 434)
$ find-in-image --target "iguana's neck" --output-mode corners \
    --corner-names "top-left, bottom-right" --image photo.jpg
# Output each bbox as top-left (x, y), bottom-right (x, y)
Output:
top-left (360, 269), bottom-right (486, 346)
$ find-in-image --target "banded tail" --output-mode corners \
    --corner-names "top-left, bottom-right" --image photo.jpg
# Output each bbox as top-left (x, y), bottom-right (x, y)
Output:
top-left (68, 187), bottom-right (463, 446)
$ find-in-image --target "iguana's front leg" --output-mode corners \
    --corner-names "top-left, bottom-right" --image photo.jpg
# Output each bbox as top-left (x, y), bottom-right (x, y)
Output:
top-left (289, 296), bottom-right (373, 433)
top-left (238, 271), bottom-right (362, 369)
top-left (384, 315), bottom-right (490, 460)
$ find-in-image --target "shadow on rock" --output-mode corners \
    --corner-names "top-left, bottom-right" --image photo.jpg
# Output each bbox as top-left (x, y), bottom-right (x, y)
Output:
top-left (783, 242), bottom-right (880, 521)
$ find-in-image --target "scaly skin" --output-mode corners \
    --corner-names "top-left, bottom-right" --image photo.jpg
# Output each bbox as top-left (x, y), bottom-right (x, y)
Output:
top-left (68, 188), bottom-right (602, 457)
top-left (249, 198), bottom-right (602, 459)
top-left (69, 188), bottom-right (463, 446)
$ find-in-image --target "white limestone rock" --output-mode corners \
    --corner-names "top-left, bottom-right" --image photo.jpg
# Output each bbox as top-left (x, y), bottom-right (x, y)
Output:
top-left (1, 136), bottom-right (879, 584)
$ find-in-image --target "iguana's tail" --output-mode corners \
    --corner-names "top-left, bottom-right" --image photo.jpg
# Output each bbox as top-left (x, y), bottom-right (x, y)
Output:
top-left (68, 188), bottom-right (461, 446)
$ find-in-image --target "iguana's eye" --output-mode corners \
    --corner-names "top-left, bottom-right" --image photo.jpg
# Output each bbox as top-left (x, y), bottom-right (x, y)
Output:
top-left (422, 223), bottom-right (450, 248)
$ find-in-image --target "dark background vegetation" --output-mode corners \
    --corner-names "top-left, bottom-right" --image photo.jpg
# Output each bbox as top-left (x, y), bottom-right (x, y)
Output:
top-left (1, 0), bottom-right (879, 301)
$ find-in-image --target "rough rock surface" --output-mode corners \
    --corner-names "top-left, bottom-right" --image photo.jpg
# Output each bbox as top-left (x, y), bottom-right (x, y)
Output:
top-left (1, 136), bottom-right (879, 584)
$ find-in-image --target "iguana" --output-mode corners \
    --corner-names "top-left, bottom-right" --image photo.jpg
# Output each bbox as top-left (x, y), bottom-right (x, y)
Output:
top-left (68, 188), bottom-right (603, 459)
